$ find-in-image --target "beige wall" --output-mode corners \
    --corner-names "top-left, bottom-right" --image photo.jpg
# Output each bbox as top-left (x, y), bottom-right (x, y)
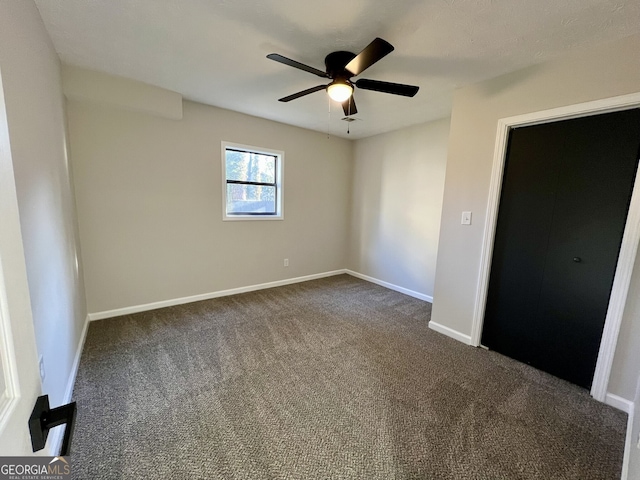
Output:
top-left (614, 250), bottom-right (640, 401)
top-left (67, 95), bottom-right (353, 314)
top-left (349, 119), bottom-right (449, 298)
top-left (431, 33), bottom-right (640, 402)
top-left (0, 0), bottom-right (86, 408)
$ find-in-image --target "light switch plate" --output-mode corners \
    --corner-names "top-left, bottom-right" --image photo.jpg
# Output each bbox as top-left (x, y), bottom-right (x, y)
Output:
top-left (461, 211), bottom-right (472, 225)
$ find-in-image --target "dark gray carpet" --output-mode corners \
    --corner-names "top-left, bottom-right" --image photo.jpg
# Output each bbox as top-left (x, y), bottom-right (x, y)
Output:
top-left (71, 274), bottom-right (626, 479)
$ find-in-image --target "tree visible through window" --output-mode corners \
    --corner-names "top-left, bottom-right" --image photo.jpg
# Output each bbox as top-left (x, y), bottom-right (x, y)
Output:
top-left (222, 142), bottom-right (283, 219)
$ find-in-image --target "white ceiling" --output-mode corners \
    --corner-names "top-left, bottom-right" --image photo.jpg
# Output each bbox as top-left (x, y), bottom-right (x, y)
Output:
top-left (34, 0), bottom-right (640, 139)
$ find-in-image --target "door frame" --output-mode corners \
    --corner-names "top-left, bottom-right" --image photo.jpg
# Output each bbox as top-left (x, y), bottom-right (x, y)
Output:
top-left (0, 63), bottom-right (43, 455)
top-left (471, 92), bottom-right (640, 402)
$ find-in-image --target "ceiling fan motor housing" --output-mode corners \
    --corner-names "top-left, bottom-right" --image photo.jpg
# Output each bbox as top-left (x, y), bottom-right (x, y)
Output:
top-left (324, 51), bottom-right (356, 79)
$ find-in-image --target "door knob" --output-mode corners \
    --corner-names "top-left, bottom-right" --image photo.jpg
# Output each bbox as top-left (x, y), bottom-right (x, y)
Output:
top-left (573, 257), bottom-right (582, 263)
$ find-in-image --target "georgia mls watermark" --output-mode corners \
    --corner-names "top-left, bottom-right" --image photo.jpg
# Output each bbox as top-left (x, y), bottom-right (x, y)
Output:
top-left (0, 457), bottom-right (70, 480)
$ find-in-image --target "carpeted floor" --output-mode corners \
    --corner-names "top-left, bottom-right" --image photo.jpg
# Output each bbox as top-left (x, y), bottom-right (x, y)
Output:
top-left (70, 274), bottom-right (627, 479)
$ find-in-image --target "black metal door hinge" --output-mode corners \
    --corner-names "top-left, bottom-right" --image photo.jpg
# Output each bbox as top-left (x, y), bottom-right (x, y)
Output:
top-left (29, 395), bottom-right (77, 456)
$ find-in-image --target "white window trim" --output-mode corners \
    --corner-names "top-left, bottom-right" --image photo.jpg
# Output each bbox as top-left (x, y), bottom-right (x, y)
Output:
top-left (221, 141), bottom-right (284, 221)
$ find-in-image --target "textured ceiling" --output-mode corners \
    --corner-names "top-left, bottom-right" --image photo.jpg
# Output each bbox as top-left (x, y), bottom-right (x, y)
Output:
top-left (34, 0), bottom-right (640, 139)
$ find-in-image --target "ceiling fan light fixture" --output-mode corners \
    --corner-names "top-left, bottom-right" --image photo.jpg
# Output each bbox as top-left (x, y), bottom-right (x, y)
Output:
top-left (327, 81), bottom-right (353, 102)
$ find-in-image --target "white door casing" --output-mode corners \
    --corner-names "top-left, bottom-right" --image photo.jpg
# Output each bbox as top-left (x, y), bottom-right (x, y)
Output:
top-left (0, 65), bottom-right (42, 455)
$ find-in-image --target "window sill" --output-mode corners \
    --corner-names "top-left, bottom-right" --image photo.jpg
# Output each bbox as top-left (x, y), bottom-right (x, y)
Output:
top-left (223, 215), bottom-right (284, 221)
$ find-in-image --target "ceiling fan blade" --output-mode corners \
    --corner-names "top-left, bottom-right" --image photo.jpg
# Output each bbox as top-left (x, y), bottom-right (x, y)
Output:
top-left (342, 96), bottom-right (358, 116)
top-left (278, 85), bottom-right (327, 102)
top-left (355, 78), bottom-right (419, 97)
top-left (267, 53), bottom-right (329, 78)
top-left (345, 38), bottom-right (394, 76)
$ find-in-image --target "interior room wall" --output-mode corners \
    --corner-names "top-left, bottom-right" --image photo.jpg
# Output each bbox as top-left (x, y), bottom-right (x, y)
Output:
top-left (0, 0), bottom-right (87, 407)
top-left (348, 119), bottom-right (449, 299)
top-left (66, 78), bottom-right (353, 315)
top-left (613, 250), bottom-right (640, 402)
top-left (431, 32), bottom-right (640, 402)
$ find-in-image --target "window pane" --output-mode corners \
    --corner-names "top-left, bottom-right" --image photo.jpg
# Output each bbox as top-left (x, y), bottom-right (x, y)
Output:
top-left (225, 149), bottom-right (276, 183)
top-left (226, 184), bottom-right (276, 214)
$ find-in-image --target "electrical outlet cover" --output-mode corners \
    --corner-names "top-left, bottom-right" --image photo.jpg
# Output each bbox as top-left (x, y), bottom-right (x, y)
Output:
top-left (38, 355), bottom-right (45, 382)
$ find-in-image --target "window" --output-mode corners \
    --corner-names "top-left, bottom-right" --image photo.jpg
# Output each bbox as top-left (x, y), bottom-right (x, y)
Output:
top-left (222, 142), bottom-right (283, 220)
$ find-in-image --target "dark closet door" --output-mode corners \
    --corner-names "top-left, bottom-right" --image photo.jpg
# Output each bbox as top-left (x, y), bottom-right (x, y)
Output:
top-left (481, 109), bottom-right (640, 389)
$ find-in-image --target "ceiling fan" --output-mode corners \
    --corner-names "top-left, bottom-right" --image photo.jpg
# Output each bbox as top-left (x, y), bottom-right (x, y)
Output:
top-left (267, 38), bottom-right (419, 117)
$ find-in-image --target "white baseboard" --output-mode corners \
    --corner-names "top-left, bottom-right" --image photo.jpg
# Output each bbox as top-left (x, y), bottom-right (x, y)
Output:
top-left (47, 314), bottom-right (90, 456)
top-left (88, 270), bottom-right (348, 321)
top-left (344, 270), bottom-right (433, 303)
top-left (605, 393), bottom-right (634, 414)
top-left (89, 269), bottom-right (434, 321)
top-left (621, 401), bottom-right (635, 480)
top-left (605, 390), bottom-right (634, 478)
top-left (428, 321), bottom-right (473, 345)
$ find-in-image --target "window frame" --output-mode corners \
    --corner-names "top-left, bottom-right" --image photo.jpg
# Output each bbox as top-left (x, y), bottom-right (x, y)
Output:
top-left (221, 141), bottom-right (284, 221)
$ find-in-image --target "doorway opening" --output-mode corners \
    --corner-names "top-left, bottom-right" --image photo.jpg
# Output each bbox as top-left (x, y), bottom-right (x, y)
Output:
top-left (471, 92), bottom-right (640, 402)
